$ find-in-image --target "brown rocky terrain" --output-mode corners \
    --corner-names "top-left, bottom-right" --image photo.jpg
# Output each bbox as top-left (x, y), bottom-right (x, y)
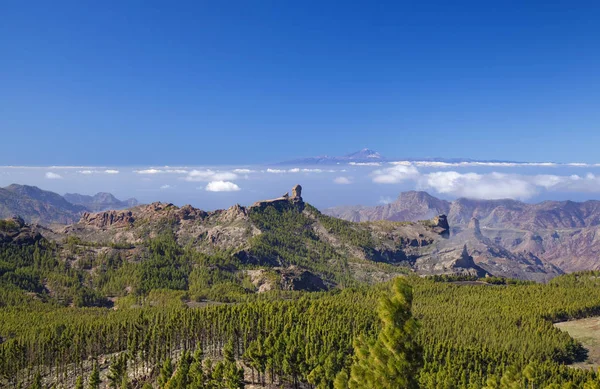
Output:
top-left (325, 191), bottom-right (600, 275)
top-left (2, 185), bottom-right (507, 291)
top-left (2, 185), bottom-right (565, 286)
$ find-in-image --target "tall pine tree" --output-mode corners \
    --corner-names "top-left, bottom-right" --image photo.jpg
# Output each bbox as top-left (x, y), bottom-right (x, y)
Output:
top-left (336, 277), bottom-right (422, 389)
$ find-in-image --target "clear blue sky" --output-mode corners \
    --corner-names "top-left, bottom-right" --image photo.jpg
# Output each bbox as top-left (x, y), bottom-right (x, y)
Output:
top-left (1, 1), bottom-right (599, 165)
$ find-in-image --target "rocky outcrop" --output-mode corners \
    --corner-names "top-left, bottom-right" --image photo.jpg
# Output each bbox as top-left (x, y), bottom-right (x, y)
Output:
top-left (432, 215), bottom-right (450, 238)
top-left (251, 185), bottom-right (305, 211)
top-left (79, 210), bottom-right (135, 229)
top-left (0, 216), bottom-right (43, 245)
top-left (415, 244), bottom-right (488, 278)
top-left (468, 217), bottom-right (482, 236)
top-left (292, 185), bottom-right (302, 199)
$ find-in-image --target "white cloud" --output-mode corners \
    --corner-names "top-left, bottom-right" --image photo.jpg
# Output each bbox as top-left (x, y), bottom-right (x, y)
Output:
top-left (160, 184), bottom-right (171, 190)
top-left (266, 167), bottom-right (330, 174)
top-left (267, 169), bottom-right (288, 174)
top-left (134, 168), bottom-right (188, 174)
top-left (77, 169), bottom-right (119, 175)
top-left (372, 165), bottom-right (420, 184)
top-left (302, 168), bottom-right (329, 173)
top-left (419, 171), bottom-right (538, 200)
top-left (349, 162), bottom-right (381, 166)
top-left (389, 160), bottom-right (564, 168)
top-left (45, 172), bottom-right (63, 179)
top-left (185, 169), bottom-right (238, 182)
top-left (205, 181), bottom-right (241, 192)
top-left (233, 168), bottom-right (256, 174)
top-left (333, 176), bottom-right (353, 184)
top-left (370, 163), bottom-right (600, 200)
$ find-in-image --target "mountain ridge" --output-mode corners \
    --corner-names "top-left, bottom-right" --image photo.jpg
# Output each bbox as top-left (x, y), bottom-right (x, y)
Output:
top-left (325, 191), bottom-right (600, 273)
top-left (0, 184), bottom-right (139, 225)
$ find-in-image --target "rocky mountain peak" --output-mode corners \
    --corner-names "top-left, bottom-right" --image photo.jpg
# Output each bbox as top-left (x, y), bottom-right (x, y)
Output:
top-left (345, 148), bottom-right (383, 159)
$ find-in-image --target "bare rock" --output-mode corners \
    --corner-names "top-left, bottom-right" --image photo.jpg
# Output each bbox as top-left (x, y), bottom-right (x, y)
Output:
top-left (468, 217), bottom-right (482, 236)
top-left (292, 184), bottom-right (302, 199)
top-left (79, 210), bottom-right (135, 229)
top-left (432, 214), bottom-right (450, 238)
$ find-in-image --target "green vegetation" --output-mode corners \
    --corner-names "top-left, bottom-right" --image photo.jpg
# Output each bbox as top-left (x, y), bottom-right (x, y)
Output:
top-left (3, 204), bottom-right (600, 387)
top-left (337, 278), bottom-right (422, 389)
top-left (3, 268), bottom-right (600, 387)
top-left (248, 204), bottom-right (357, 286)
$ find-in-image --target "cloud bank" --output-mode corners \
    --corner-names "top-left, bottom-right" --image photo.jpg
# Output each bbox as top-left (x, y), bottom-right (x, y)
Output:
top-left (372, 164), bottom-right (600, 200)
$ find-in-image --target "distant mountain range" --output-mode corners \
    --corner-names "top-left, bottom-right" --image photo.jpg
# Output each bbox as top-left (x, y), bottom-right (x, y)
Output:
top-left (0, 184), bottom-right (138, 225)
top-left (4, 182), bottom-right (600, 281)
top-left (325, 191), bottom-right (600, 276)
top-left (277, 148), bottom-right (518, 165)
top-left (64, 192), bottom-right (138, 212)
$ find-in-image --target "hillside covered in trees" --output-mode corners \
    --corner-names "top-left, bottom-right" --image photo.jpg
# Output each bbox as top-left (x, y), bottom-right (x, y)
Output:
top-left (2, 188), bottom-right (600, 388)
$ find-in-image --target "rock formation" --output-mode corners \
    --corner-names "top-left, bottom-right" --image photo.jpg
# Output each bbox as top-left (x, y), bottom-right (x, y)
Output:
top-left (292, 185), bottom-right (302, 199)
top-left (0, 216), bottom-right (43, 245)
top-left (79, 210), bottom-right (135, 229)
top-left (432, 215), bottom-right (450, 238)
top-left (251, 185), bottom-right (304, 210)
top-left (468, 217), bottom-right (482, 236)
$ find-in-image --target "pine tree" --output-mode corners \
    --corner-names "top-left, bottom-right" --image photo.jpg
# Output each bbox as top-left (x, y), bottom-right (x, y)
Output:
top-left (158, 357), bottom-right (174, 388)
top-left (89, 362), bottom-right (101, 389)
top-left (166, 351), bottom-right (191, 389)
top-left (31, 372), bottom-right (43, 389)
top-left (341, 277), bottom-right (422, 389)
top-left (189, 348), bottom-right (206, 389)
top-left (75, 376), bottom-right (84, 389)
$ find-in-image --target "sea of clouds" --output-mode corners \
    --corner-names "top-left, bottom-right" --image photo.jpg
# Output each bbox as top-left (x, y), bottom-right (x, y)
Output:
top-left (2, 160), bottom-right (600, 209)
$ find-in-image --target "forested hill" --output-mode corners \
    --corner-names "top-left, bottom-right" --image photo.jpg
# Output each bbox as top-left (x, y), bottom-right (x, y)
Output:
top-left (3, 185), bottom-right (600, 387)
top-left (0, 185), bottom-right (474, 306)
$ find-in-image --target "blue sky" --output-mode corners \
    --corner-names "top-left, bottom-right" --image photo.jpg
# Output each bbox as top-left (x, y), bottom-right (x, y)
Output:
top-left (2, 1), bottom-right (600, 165)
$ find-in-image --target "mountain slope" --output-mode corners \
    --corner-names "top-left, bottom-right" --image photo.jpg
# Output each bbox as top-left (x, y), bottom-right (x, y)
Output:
top-left (325, 192), bottom-right (600, 273)
top-left (50, 185), bottom-right (562, 283)
top-left (0, 184), bottom-right (139, 225)
top-left (0, 184), bottom-right (86, 224)
top-left (64, 192), bottom-right (139, 212)
top-left (42, 185), bottom-right (498, 290)
top-left (326, 191), bottom-right (450, 222)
